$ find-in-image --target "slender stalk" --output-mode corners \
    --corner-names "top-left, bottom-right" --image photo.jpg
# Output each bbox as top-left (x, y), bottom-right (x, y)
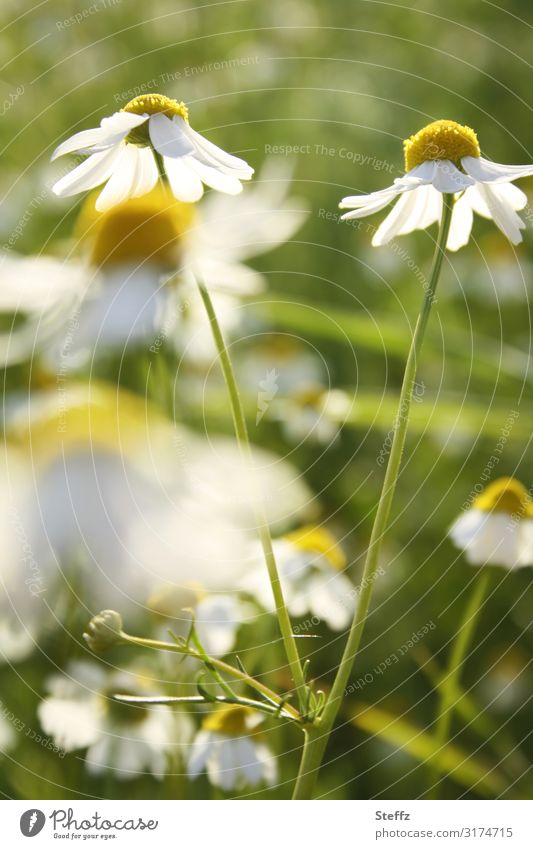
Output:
top-left (292, 194), bottom-right (455, 800)
top-left (192, 272), bottom-right (307, 709)
top-left (119, 629), bottom-right (301, 721)
top-left (427, 569), bottom-right (490, 797)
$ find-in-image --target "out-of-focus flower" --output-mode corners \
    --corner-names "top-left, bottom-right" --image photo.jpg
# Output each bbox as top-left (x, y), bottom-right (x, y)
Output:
top-left (0, 382), bottom-right (315, 657)
top-left (52, 94), bottom-right (253, 210)
top-left (188, 705), bottom-right (276, 791)
top-left (38, 660), bottom-right (190, 779)
top-left (340, 120), bottom-right (533, 250)
top-left (449, 477), bottom-right (533, 568)
top-left (273, 385), bottom-right (352, 445)
top-left (476, 645), bottom-right (531, 713)
top-left (0, 252), bottom-right (92, 366)
top-left (244, 525), bottom-right (355, 630)
top-left (147, 583), bottom-right (254, 657)
top-left (42, 161), bottom-right (307, 369)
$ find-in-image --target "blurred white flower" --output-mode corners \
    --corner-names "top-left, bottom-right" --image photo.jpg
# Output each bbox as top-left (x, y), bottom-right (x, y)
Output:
top-left (449, 477), bottom-right (533, 569)
top-left (38, 660), bottom-right (189, 779)
top-left (0, 252), bottom-right (91, 366)
top-left (17, 163), bottom-right (306, 371)
top-left (244, 525), bottom-right (355, 630)
top-left (0, 382), bottom-right (315, 654)
top-left (340, 120), bottom-right (533, 250)
top-left (52, 94), bottom-right (253, 210)
top-left (188, 705), bottom-right (276, 791)
top-left (148, 583), bottom-right (255, 658)
top-left (273, 386), bottom-right (352, 445)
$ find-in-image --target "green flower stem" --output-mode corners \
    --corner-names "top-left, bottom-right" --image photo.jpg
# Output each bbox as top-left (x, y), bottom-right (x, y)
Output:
top-left (292, 193), bottom-right (455, 800)
top-left (427, 568), bottom-right (490, 797)
top-left (119, 629), bottom-right (302, 722)
top-left (194, 272), bottom-right (307, 710)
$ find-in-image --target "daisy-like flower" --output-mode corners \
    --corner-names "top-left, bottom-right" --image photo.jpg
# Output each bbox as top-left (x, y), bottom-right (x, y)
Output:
top-left (244, 525), bottom-right (355, 630)
top-left (52, 93), bottom-right (253, 210)
top-left (340, 120), bottom-right (533, 250)
top-left (38, 660), bottom-right (191, 779)
top-left (188, 705), bottom-right (277, 792)
top-left (449, 477), bottom-right (533, 568)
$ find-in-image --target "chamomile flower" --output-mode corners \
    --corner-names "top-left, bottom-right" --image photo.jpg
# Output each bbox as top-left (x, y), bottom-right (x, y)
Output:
top-left (52, 93), bottom-right (253, 210)
top-left (188, 705), bottom-right (277, 791)
top-left (244, 525), bottom-right (355, 630)
top-left (340, 120), bottom-right (533, 250)
top-left (38, 661), bottom-right (190, 779)
top-left (449, 477), bottom-right (533, 569)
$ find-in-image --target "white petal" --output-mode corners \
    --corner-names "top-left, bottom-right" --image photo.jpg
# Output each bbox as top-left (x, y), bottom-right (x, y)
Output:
top-left (148, 113), bottom-right (195, 158)
top-left (177, 116), bottom-right (253, 179)
top-left (164, 155), bottom-right (204, 202)
top-left (131, 146), bottom-right (159, 197)
top-left (446, 195), bottom-right (474, 251)
top-left (188, 731), bottom-right (214, 778)
top-left (307, 571), bottom-right (354, 630)
top-left (339, 185), bottom-right (401, 210)
top-left (496, 181), bottom-right (528, 211)
top-left (52, 145), bottom-right (123, 197)
top-left (52, 112), bottom-right (147, 160)
top-left (340, 191), bottom-right (399, 220)
top-left (432, 160), bottom-right (475, 193)
top-left (188, 157), bottom-right (243, 195)
top-left (463, 155), bottom-right (533, 184)
top-left (95, 144), bottom-right (142, 212)
top-left (517, 519), bottom-right (533, 567)
top-left (475, 183), bottom-right (526, 244)
top-left (449, 509), bottom-right (522, 568)
top-left (372, 188), bottom-right (423, 245)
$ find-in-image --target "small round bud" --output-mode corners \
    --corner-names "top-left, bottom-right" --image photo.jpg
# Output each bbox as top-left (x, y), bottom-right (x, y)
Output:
top-left (83, 610), bottom-right (123, 652)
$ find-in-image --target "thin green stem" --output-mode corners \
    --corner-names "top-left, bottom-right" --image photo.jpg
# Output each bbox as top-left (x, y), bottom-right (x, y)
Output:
top-left (190, 272), bottom-right (306, 709)
top-left (292, 194), bottom-right (455, 800)
top-left (119, 629), bottom-right (301, 721)
top-left (427, 569), bottom-right (490, 797)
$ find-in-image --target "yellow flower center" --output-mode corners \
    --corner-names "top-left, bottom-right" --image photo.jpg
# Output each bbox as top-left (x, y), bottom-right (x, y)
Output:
top-left (403, 120), bottom-right (480, 172)
top-left (203, 705), bottom-right (257, 736)
top-left (123, 93), bottom-right (189, 121)
top-left (76, 186), bottom-right (195, 268)
top-left (284, 525), bottom-right (347, 571)
top-left (473, 477), bottom-right (533, 518)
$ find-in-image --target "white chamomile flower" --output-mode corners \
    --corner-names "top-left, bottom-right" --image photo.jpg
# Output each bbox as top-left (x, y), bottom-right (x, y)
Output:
top-left (449, 477), bottom-right (533, 569)
top-left (38, 660), bottom-right (190, 779)
top-left (244, 525), bottom-right (355, 631)
top-left (273, 385), bottom-right (352, 445)
top-left (188, 705), bottom-right (277, 792)
top-left (340, 120), bottom-right (533, 251)
top-left (52, 93), bottom-right (253, 211)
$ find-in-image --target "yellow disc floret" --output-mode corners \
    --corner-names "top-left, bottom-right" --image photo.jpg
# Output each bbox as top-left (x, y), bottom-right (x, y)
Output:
top-left (76, 186), bottom-right (195, 268)
top-left (123, 93), bottom-right (189, 122)
top-left (473, 477), bottom-right (533, 518)
top-left (284, 524), bottom-right (347, 571)
top-left (203, 705), bottom-right (257, 736)
top-left (403, 120), bottom-right (480, 172)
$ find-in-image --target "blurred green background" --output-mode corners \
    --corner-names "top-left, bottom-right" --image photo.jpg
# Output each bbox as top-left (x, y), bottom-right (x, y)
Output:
top-left (1, 0), bottom-right (532, 800)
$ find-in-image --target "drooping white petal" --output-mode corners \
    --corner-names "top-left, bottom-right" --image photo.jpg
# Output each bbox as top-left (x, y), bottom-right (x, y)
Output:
top-left (52, 144), bottom-right (123, 197)
top-left (188, 730), bottom-right (214, 778)
top-left (51, 127), bottom-right (115, 161)
top-left (148, 113), bottom-right (195, 158)
top-left (517, 518), bottom-right (533, 567)
top-left (462, 155), bottom-right (533, 184)
top-left (340, 185), bottom-right (404, 211)
top-left (307, 571), bottom-right (354, 630)
top-left (449, 509), bottom-right (524, 568)
top-left (446, 194), bottom-right (474, 251)
top-left (495, 181), bottom-right (528, 211)
top-left (131, 146), bottom-right (159, 197)
top-left (475, 183), bottom-right (526, 244)
top-left (95, 144), bottom-right (142, 212)
top-left (176, 116), bottom-right (254, 179)
top-left (432, 160), bottom-right (475, 193)
top-left (187, 157), bottom-right (243, 195)
top-left (340, 191), bottom-right (400, 220)
top-left (372, 187), bottom-right (424, 245)
top-left (163, 155), bottom-right (204, 202)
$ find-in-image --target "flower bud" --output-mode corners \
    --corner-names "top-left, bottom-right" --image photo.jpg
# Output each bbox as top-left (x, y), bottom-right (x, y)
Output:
top-left (83, 610), bottom-right (123, 652)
